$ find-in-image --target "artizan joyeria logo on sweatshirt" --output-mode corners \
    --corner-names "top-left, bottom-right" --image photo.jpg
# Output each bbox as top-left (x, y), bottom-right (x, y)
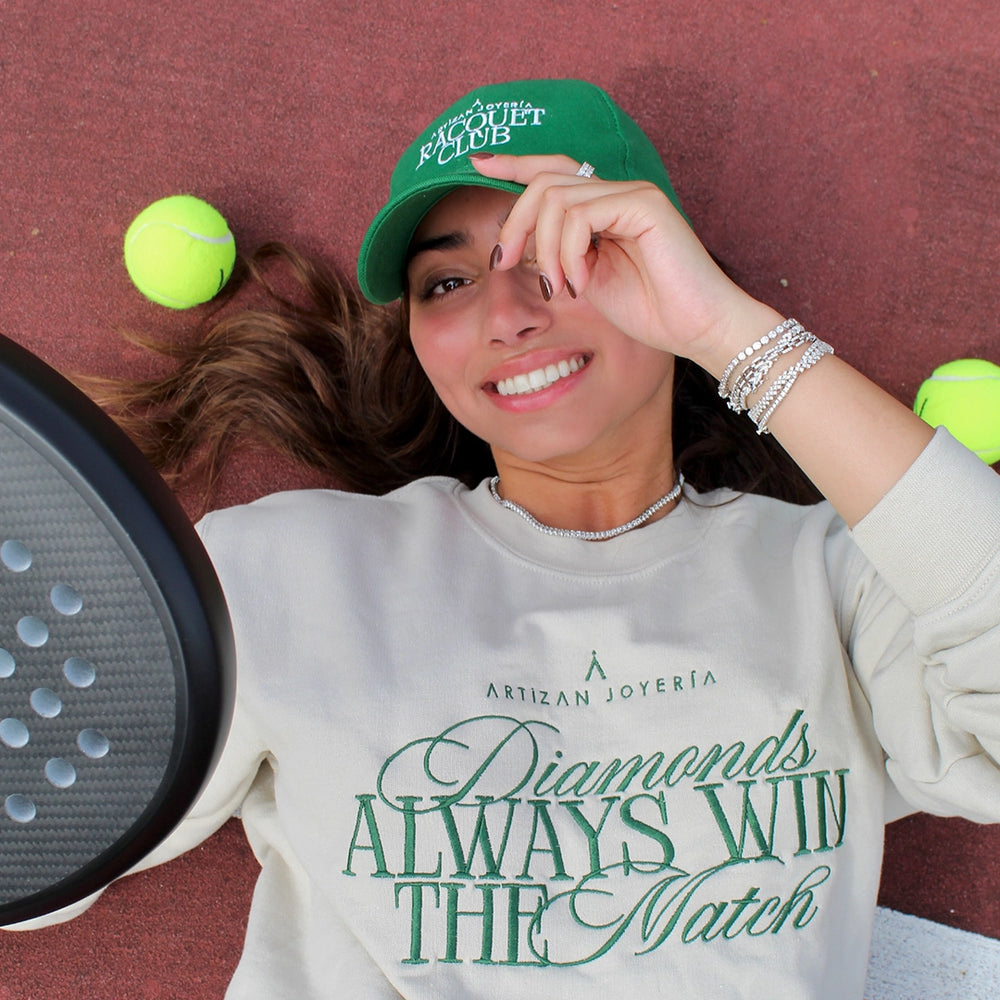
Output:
top-left (486, 651), bottom-right (718, 711)
top-left (415, 98), bottom-right (547, 169)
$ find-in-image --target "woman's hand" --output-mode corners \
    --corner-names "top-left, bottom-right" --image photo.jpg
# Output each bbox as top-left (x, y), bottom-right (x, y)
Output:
top-left (470, 152), bottom-right (766, 375)
top-left (473, 151), bottom-right (938, 528)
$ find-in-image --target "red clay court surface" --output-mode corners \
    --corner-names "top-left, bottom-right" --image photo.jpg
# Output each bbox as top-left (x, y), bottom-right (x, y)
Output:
top-left (1, 2), bottom-right (999, 996)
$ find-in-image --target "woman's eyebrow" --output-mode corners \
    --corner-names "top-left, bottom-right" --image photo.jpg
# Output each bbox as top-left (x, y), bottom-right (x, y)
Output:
top-left (405, 231), bottom-right (468, 266)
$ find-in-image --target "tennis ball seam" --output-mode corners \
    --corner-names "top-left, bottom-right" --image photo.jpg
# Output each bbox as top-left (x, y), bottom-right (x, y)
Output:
top-left (125, 222), bottom-right (234, 247)
top-left (924, 374), bottom-right (1000, 383)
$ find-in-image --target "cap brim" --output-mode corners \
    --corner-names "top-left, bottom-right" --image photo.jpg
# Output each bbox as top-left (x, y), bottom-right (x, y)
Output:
top-left (358, 173), bottom-right (525, 304)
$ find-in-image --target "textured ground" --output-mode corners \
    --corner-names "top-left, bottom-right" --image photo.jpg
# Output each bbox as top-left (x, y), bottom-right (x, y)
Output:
top-left (1, 2), bottom-right (998, 995)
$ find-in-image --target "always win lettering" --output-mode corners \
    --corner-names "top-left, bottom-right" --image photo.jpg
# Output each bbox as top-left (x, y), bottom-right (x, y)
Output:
top-left (342, 712), bottom-right (849, 967)
top-left (416, 99), bottom-right (546, 169)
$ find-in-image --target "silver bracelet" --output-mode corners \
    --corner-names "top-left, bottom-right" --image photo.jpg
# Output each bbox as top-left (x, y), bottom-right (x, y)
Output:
top-left (750, 338), bottom-right (834, 434)
top-left (717, 318), bottom-right (800, 400)
top-left (729, 327), bottom-right (812, 412)
top-left (748, 338), bottom-right (831, 427)
top-left (747, 336), bottom-right (829, 422)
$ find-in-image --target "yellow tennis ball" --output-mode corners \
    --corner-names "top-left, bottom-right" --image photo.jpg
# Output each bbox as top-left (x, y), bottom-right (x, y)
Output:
top-left (914, 358), bottom-right (1000, 464)
top-left (123, 195), bottom-right (236, 309)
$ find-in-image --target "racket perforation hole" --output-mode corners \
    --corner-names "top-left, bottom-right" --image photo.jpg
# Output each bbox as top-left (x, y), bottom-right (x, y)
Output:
top-left (63, 657), bottom-right (96, 688)
top-left (45, 757), bottom-right (77, 789)
top-left (0, 717), bottom-right (30, 748)
top-left (30, 687), bottom-right (62, 718)
top-left (50, 583), bottom-right (83, 616)
top-left (0, 540), bottom-right (32, 573)
top-left (77, 728), bottom-right (110, 759)
top-left (4, 794), bottom-right (36, 823)
top-left (16, 616), bottom-right (49, 648)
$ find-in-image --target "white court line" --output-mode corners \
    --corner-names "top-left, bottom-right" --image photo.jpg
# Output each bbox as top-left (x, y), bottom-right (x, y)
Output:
top-left (865, 906), bottom-right (1000, 999)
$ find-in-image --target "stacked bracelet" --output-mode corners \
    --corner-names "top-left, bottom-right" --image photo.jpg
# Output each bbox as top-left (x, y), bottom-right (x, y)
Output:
top-left (728, 325), bottom-right (810, 412)
top-left (747, 337), bottom-right (833, 434)
top-left (717, 318), bottom-right (834, 434)
top-left (717, 318), bottom-right (798, 399)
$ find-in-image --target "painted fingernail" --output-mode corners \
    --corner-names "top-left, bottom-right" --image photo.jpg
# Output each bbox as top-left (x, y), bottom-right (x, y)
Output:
top-left (539, 274), bottom-right (553, 301)
top-left (489, 244), bottom-right (503, 271)
top-left (469, 152), bottom-right (495, 160)
top-left (565, 277), bottom-right (577, 299)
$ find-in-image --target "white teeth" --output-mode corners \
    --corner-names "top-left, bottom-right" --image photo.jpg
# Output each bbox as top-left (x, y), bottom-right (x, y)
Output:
top-left (495, 356), bottom-right (588, 396)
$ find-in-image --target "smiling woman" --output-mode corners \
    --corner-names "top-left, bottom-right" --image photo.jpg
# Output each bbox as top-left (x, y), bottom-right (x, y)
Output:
top-left (405, 185), bottom-right (679, 523)
top-left (24, 79), bottom-right (1000, 1000)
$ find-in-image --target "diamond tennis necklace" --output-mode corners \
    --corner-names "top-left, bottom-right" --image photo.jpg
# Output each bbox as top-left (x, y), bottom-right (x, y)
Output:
top-left (488, 473), bottom-right (684, 541)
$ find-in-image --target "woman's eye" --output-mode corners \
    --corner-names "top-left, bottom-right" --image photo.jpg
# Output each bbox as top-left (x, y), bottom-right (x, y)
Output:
top-left (421, 276), bottom-right (470, 300)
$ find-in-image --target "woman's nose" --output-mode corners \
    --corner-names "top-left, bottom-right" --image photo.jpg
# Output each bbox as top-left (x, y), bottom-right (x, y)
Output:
top-left (482, 259), bottom-right (550, 346)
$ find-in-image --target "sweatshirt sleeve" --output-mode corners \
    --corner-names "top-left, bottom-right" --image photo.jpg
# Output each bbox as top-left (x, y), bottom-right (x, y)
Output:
top-left (842, 428), bottom-right (1000, 821)
top-left (6, 511), bottom-right (268, 930)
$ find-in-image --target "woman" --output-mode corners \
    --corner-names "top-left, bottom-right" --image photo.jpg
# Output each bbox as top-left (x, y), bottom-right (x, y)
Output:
top-left (30, 79), bottom-right (1000, 999)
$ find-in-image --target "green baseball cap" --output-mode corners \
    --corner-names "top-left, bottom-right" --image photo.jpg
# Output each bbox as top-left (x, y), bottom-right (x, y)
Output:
top-left (357, 78), bottom-right (687, 304)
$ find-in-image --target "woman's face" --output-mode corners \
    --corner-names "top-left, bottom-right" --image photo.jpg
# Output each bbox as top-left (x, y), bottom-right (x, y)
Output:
top-left (405, 186), bottom-right (675, 472)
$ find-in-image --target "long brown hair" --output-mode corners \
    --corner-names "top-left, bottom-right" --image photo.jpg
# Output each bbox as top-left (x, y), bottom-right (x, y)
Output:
top-left (87, 242), bottom-right (819, 506)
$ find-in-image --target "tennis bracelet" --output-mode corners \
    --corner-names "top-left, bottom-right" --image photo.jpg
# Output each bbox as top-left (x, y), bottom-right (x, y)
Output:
top-left (717, 318), bottom-right (834, 435)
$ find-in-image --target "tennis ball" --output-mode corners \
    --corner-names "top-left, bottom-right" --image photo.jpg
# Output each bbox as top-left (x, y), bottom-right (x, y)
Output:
top-left (913, 358), bottom-right (1000, 464)
top-left (123, 195), bottom-right (236, 308)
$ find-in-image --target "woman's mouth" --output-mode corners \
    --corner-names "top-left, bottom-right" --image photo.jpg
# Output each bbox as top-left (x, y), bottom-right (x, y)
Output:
top-left (490, 354), bottom-right (591, 397)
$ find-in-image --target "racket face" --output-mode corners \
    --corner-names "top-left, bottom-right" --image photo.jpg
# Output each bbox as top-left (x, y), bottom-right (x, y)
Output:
top-left (0, 335), bottom-right (233, 925)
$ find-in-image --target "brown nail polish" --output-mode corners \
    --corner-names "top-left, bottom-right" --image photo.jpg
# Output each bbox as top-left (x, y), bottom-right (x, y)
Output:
top-left (489, 244), bottom-right (503, 271)
top-left (539, 274), bottom-right (553, 301)
top-left (565, 278), bottom-right (577, 299)
top-left (469, 152), bottom-right (495, 160)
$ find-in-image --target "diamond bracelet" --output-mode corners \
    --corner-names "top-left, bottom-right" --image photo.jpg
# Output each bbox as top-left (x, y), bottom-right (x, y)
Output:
top-left (749, 338), bottom-right (835, 434)
top-left (728, 327), bottom-right (813, 413)
top-left (717, 318), bottom-right (801, 400)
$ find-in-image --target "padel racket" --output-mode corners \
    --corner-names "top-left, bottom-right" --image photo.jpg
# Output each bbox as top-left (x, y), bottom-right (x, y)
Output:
top-left (0, 331), bottom-right (233, 925)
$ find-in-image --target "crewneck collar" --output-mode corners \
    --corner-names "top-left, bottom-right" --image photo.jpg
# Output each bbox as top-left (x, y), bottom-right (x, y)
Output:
top-left (456, 477), bottom-right (727, 576)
